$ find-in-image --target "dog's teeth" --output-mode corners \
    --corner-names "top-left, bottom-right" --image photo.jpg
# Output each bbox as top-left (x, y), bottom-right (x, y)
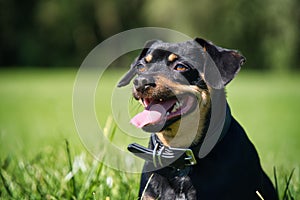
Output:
top-left (176, 102), bottom-right (181, 109)
top-left (167, 112), bottom-right (170, 116)
top-left (159, 99), bottom-right (163, 102)
top-left (171, 107), bottom-right (176, 113)
top-left (171, 101), bottom-right (181, 113)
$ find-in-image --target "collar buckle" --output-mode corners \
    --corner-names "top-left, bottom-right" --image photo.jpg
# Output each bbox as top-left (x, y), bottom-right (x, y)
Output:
top-left (127, 143), bottom-right (197, 169)
top-left (184, 149), bottom-right (197, 166)
top-left (168, 147), bottom-right (197, 167)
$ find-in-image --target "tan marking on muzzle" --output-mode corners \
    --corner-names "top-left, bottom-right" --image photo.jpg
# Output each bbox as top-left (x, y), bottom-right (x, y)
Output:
top-left (157, 89), bottom-right (211, 148)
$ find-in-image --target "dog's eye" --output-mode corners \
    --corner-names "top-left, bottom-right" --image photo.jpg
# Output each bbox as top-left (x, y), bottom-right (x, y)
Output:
top-left (174, 64), bottom-right (188, 72)
top-left (136, 64), bottom-right (146, 72)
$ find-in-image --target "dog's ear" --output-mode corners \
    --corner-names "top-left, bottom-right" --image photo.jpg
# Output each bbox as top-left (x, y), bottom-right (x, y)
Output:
top-left (117, 40), bottom-right (158, 87)
top-left (195, 38), bottom-right (245, 88)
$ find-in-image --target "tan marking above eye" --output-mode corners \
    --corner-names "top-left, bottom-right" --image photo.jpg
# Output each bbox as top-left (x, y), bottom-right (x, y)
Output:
top-left (144, 54), bottom-right (153, 63)
top-left (168, 53), bottom-right (178, 62)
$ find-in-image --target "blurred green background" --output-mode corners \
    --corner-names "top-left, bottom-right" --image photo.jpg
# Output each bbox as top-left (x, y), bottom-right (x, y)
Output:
top-left (0, 0), bottom-right (300, 198)
top-left (1, 0), bottom-right (300, 71)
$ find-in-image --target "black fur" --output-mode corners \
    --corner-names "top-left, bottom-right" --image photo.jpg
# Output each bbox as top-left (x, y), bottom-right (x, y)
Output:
top-left (139, 118), bottom-right (278, 199)
top-left (143, 174), bottom-right (196, 199)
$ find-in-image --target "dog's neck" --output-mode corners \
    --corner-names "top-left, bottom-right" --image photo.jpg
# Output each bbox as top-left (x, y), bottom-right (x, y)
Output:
top-left (156, 90), bottom-right (211, 148)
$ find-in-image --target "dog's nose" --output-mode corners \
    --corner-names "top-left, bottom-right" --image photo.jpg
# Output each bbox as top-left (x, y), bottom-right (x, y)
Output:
top-left (133, 76), bottom-right (156, 92)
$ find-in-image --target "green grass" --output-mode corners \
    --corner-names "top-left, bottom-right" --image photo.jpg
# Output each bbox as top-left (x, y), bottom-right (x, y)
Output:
top-left (0, 68), bottom-right (299, 199)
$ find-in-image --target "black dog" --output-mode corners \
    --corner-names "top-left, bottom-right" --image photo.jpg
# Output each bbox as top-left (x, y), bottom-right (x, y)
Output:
top-left (118, 38), bottom-right (278, 200)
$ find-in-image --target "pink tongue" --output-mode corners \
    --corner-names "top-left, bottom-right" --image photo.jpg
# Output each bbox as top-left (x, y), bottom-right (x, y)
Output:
top-left (130, 99), bottom-right (177, 128)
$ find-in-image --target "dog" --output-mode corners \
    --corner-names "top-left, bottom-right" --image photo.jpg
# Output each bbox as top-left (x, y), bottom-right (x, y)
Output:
top-left (117, 38), bottom-right (278, 200)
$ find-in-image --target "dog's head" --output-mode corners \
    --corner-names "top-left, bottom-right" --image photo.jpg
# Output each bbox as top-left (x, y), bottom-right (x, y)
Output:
top-left (118, 38), bottom-right (245, 146)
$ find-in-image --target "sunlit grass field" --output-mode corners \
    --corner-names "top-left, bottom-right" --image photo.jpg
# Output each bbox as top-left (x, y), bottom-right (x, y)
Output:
top-left (0, 68), bottom-right (299, 199)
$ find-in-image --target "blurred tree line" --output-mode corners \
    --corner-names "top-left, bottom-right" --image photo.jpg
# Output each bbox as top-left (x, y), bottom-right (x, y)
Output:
top-left (0, 0), bottom-right (299, 71)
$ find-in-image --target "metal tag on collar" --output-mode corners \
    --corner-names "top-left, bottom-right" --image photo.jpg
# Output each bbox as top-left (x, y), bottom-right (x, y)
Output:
top-left (169, 147), bottom-right (197, 166)
top-left (152, 143), bottom-right (167, 168)
top-left (152, 143), bottom-right (159, 168)
top-left (184, 149), bottom-right (197, 166)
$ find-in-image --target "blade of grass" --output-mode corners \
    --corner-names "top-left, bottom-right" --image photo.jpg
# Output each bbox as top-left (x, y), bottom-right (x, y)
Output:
top-left (0, 168), bottom-right (14, 198)
top-left (11, 162), bottom-right (32, 198)
top-left (36, 181), bottom-right (46, 199)
top-left (93, 191), bottom-right (96, 200)
top-left (256, 191), bottom-right (265, 200)
top-left (80, 158), bottom-right (104, 199)
top-left (282, 168), bottom-right (295, 200)
top-left (273, 167), bottom-right (279, 198)
top-left (1, 156), bottom-right (11, 170)
top-left (65, 140), bottom-right (77, 199)
top-left (109, 121), bottom-right (117, 142)
top-left (103, 115), bottom-right (116, 142)
top-left (287, 187), bottom-right (295, 200)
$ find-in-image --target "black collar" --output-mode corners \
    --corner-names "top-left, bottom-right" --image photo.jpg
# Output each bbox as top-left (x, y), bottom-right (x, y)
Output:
top-left (127, 105), bottom-right (232, 173)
